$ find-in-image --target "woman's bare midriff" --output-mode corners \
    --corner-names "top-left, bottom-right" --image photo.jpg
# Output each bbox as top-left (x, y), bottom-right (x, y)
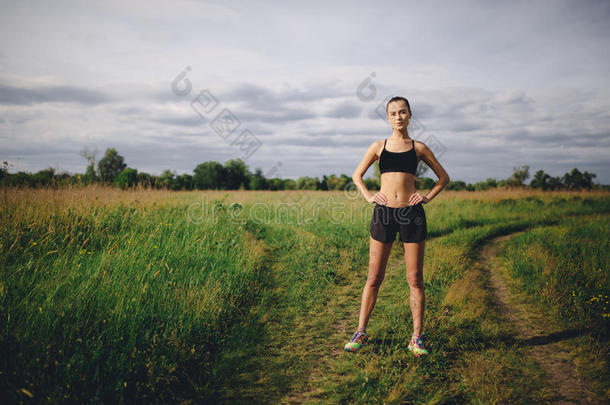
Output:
top-left (379, 172), bottom-right (417, 208)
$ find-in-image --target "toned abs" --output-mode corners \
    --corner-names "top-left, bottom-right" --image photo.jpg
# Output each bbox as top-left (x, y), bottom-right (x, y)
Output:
top-left (377, 142), bottom-right (419, 208)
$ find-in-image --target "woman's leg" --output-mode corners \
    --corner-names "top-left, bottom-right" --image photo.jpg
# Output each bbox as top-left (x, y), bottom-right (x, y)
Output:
top-left (404, 239), bottom-right (425, 336)
top-left (357, 236), bottom-right (394, 330)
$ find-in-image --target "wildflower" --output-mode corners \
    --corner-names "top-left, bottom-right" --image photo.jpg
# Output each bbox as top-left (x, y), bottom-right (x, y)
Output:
top-left (32, 242), bottom-right (37, 245)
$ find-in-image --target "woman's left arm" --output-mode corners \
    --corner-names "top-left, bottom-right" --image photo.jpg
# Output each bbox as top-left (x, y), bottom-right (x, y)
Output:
top-left (418, 142), bottom-right (450, 203)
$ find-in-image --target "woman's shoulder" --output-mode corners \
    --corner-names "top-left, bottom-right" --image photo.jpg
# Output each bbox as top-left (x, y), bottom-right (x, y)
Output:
top-left (364, 139), bottom-right (384, 150)
top-left (413, 139), bottom-right (429, 151)
top-left (413, 139), bottom-right (433, 161)
top-left (371, 139), bottom-right (384, 156)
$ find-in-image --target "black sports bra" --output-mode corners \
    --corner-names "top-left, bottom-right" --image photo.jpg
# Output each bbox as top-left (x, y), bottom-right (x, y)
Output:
top-left (379, 138), bottom-right (418, 175)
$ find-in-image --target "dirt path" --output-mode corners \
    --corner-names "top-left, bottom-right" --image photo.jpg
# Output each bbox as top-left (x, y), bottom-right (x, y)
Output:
top-left (481, 233), bottom-right (596, 404)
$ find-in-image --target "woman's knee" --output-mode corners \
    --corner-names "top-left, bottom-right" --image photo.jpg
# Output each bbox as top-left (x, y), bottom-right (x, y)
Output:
top-left (366, 274), bottom-right (385, 288)
top-left (407, 273), bottom-right (424, 289)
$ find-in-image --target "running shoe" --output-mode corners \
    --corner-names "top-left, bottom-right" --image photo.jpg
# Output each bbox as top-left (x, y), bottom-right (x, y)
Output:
top-left (407, 333), bottom-right (429, 356)
top-left (344, 329), bottom-right (369, 352)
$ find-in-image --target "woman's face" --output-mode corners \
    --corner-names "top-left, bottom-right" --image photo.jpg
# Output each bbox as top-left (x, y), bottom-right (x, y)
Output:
top-left (387, 100), bottom-right (411, 131)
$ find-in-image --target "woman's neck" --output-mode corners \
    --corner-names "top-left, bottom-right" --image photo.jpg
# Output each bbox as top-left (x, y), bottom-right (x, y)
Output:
top-left (390, 128), bottom-right (409, 139)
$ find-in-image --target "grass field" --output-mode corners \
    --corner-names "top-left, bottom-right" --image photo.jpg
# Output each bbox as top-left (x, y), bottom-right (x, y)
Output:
top-left (1, 186), bottom-right (609, 404)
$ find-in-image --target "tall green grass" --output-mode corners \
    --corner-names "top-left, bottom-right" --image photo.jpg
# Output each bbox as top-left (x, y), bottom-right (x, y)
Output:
top-left (499, 214), bottom-right (610, 328)
top-left (2, 188), bottom-right (609, 403)
top-left (1, 199), bottom-right (269, 402)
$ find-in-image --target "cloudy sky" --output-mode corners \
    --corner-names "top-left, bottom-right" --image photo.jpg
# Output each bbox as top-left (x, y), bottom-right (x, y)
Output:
top-left (1, 0), bottom-right (609, 184)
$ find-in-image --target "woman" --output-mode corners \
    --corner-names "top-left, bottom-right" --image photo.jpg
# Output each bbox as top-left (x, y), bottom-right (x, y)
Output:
top-left (345, 96), bottom-right (450, 356)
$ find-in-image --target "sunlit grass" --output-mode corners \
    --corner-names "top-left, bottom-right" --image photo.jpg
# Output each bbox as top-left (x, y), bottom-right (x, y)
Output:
top-left (1, 185), bottom-right (609, 403)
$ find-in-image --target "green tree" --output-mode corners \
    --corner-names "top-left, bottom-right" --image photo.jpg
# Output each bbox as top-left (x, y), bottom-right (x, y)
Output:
top-left (174, 173), bottom-right (193, 190)
top-left (0, 161), bottom-right (9, 184)
top-left (419, 177), bottom-right (436, 190)
top-left (114, 168), bottom-right (138, 189)
top-left (446, 180), bottom-right (467, 191)
top-left (281, 178), bottom-right (296, 190)
top-left (364, 177), bottom-right (380, 190)
top-left (339, 174), bottom-right (351, 190)
top-left (473, 181), bottom-right (488, 191)
top-left (224, 159), bottom-right (250, 190)
top-left (562, 168), bottom-right (597, 190)
top-left (83, 164), bottom-right (97, 184)
top-left (530, 170), bottom-right (551, 190)
top-left (320, 175), bottom-right (330, 191)
top-left (137, 172), bottom-right (154, 188)
top-left (325, 174), bottom-right (350, 190)
top-left (98, 148), bottom-right (127, 184)
top-left (506, 165), bottom-right (530, 187)
top-left (32, 168), bottom-right (56, 187)
top-left (79, 146), bottom-right (98, 185)
top-left (194, 161), bottom-right (226, 190)
top-left (296, 176), bottom-right (320, 190)
top-left (249, 168), bottom-right (268, 190)
top-left (158, 169), bottom-right (175, 190)
top-left (548, 176), bottom-right (563, 190)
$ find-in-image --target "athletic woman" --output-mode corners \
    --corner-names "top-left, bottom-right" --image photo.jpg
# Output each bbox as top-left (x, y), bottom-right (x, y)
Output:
top-left (345, 96), bottom-right (450, 355)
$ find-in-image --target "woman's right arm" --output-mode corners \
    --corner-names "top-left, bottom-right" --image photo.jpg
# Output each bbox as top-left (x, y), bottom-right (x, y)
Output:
top-left (352, 141), bottom-right (387, 205)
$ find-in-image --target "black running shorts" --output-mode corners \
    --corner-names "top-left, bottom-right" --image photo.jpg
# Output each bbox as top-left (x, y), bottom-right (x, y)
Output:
top-left (370, 202), bottom-right (427, 243)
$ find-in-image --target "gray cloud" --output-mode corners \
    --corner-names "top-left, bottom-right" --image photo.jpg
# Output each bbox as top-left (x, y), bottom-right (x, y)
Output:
top-left (0, 84), bottom-right (111, 105)
top-left (324, 102), bottom-right (362, 118)
top-left (448, 121), bottom-right (488, 132)
top-left (151, 115), bottom-right (208, 127)
top-left (228, 81), bottom-right (351, 104)
top-left (278, 135), bottom-right (371, 148)
top-left (1, 0), bottom-right (609, 183)
top-left (221, 82), bottom-right (278, 105)
top-left (234, 108), bottom-right (317, 123)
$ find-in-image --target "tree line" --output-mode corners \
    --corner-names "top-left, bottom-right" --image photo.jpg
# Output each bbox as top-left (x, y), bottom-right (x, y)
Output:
top-left (0, 148), bottom-right (604, 191)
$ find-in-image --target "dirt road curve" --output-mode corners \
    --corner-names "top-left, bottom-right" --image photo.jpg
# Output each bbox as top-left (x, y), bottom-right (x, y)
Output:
top-left (481, 233), bottom-right (596, 405)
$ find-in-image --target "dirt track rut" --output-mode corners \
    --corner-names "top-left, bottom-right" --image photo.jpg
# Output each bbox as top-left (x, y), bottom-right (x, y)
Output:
top-left (481, 233), bottom-right (595, 404)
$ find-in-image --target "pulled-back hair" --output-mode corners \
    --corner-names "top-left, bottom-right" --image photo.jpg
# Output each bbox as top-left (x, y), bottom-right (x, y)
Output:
top-left (386, 96), bottom-right (411, 115)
